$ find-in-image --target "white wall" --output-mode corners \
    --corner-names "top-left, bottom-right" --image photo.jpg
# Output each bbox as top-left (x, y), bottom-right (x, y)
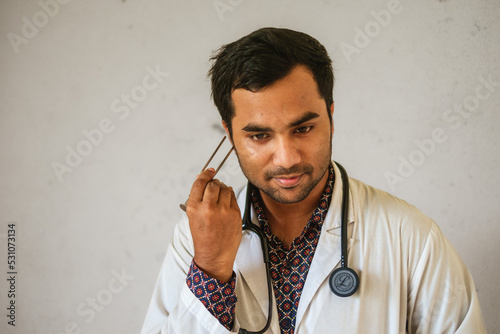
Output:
top-left (0, 0), bottom-right (499, 333)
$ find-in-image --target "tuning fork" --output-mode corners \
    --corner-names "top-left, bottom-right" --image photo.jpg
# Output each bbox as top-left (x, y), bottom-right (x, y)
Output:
top-left (179, 136), bottom-right (234, 211)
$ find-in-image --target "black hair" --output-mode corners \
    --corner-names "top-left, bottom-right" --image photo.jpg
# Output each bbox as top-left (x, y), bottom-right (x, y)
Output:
top-left (208, 27), bottom-right (334, 136)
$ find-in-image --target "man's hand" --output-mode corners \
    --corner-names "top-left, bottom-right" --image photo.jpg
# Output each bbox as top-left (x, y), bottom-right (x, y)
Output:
top-left (186, 168), bottom-right (242, 283)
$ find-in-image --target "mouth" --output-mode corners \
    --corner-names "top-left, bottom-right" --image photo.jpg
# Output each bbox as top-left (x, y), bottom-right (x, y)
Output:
top-left (273, 174), bottom-right (303, 188)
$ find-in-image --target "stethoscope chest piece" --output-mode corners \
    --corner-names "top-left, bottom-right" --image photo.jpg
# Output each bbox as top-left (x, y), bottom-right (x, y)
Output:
top-left (328, 162), bottom-right (360, 298)
top-left (329, 267), bottom-right (359, 297)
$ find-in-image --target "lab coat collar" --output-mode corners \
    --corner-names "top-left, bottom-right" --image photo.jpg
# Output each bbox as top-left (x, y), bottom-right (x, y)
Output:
top-left (324, 161), bottom-right (355, 231)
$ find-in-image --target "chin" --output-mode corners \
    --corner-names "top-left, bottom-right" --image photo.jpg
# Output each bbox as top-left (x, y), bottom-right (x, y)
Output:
top-left (260, 183), bottom-right (315, 204)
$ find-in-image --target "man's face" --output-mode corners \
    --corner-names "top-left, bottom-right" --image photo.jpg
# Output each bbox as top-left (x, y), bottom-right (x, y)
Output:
top-left (226, 65), bottom-right (333, 204)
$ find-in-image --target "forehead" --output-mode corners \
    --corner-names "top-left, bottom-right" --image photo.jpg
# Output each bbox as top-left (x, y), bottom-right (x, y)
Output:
top-left (231, 65), bottom-right (326, 128)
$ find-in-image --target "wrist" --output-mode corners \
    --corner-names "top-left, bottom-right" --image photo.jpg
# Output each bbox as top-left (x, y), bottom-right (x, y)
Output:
top-left (193, 257), bottom-right (234, 283)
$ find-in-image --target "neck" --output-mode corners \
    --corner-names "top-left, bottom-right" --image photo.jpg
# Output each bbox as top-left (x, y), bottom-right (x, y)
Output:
top-left (258, 169), bottom-right (329, 247)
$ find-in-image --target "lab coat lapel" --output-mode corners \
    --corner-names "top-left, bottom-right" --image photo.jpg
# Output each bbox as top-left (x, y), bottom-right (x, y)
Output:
top-left (235, 229), bottom-right (270, 317)
top-left (235, 187), bottom-right (279, 333)
top-left (295, 163), bottom-right (356, 328)
top-left (235, 231), bottom-right (281, 334)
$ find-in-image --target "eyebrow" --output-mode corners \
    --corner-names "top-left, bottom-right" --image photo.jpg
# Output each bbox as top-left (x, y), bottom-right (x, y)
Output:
top-left (289, 111), bottom-right (320, 127)
top-left (241, 111), bottom-right (320, 132)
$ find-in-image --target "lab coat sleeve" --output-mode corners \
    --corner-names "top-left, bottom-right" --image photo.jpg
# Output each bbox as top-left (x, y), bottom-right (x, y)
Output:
top-left (406, 221), bottom-right (486, 334)
top-left (141, 216), bottom-right (237, 334)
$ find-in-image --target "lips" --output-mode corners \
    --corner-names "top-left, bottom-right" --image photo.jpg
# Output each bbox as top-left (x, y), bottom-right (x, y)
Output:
top-left (273, 174), bottom-right (302, 188)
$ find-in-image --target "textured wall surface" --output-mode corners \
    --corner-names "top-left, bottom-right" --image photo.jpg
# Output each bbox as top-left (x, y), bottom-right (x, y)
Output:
top-left (0, 0), bottom-right (499, 333)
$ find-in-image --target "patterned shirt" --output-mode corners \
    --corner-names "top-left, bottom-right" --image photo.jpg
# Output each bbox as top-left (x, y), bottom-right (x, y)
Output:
top-left (186, 261), bottom-right (237, 328)
top-left (186, 163), bottom-right (334, 333)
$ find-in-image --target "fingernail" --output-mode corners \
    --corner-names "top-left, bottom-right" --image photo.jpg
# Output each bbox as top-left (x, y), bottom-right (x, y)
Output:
top-left (207, 167), bottom-right (216, 173)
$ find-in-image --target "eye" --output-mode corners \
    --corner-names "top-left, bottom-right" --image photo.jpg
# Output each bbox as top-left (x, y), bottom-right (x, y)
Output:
top-left (250, 133), bottom-right (269, 141)
top-left (294, 125), bottom-right (313, 134)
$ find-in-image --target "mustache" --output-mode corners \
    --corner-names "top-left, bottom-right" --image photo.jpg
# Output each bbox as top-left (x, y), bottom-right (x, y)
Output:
top-left (264, 164), bottom-right (314, 179)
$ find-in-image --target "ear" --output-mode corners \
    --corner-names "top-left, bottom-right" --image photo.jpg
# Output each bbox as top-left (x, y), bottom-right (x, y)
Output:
top-left (222, 121), bottom-right (233, 145)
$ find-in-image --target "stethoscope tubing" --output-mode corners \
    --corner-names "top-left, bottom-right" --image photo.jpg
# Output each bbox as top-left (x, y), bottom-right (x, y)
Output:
top-left (337, 162), bottom-right (350, 269)
top-left (241, 185), bottom-right (273, 334)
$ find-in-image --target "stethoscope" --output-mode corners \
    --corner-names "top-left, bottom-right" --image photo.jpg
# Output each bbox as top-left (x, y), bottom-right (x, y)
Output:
top-left (239, 162), bottom-right (359, 334)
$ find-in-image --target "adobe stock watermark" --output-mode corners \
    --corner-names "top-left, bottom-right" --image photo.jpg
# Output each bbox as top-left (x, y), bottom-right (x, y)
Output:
top-left (7, 0), bottom-right (72, 54)
top-left (212, 0), bottom-right (243, 21)
top-left (211, 157), bottom-right (242, 186)
top-left (385, 74), bottom-right (499, 191)
top-left (412, 277), bottom-right (466, 328)
top-left (48, 268), bottom-right (134, 334)
top-left (51, 65), bottom-right (169, 182)
top-left (340, 0), bottom-right (406, 63)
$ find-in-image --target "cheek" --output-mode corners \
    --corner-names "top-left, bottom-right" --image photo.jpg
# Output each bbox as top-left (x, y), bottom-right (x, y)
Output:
top-left (307, 130), bottom-right (332, 159)
top-left (239, 146), bottom-right (262, 166)
top-left (244, 146), bottom-right (261, 159)
top-left (235, 137), bottom-right (256, 156)
top-left (235, 141), bottom-right (270, 168)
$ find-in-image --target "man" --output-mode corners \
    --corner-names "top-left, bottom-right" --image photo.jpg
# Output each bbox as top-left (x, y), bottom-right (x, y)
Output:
top-left (142, 28), bottom-right (486, 333)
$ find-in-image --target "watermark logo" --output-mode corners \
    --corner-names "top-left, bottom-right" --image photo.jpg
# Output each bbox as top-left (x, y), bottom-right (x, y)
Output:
top-left (385, 129), bottom-right (447, 191)
top-left (385, 74), bottom-right (499, 191)
top-left (51, 65), bottom-right (169, 182)
top-left (75, 268), bottom-right (135, 323)
top-left (442, 74), bottom-right (499, 129)
top-left (48, 268), bottom-right (134, 334)
top-left (212, 0), bottom-right (243, 21)
top-left (340, 0), bottom-right (404, 63)
top-left (7, 0), bottom-right (73, 54)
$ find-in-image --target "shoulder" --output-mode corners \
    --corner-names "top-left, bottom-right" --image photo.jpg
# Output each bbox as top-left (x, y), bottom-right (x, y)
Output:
top-left (348, 177), bottom-right (436, 243)
top-left (348, 178), bottom-right (458, 280)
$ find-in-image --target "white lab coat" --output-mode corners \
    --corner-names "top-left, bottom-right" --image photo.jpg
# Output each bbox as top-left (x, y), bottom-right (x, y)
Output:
top-left (142, 163), bottom-right (486, 334)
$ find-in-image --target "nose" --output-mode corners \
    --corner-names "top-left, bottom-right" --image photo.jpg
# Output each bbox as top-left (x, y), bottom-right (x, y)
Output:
top-left (272, 136), bottom-right (301, 169)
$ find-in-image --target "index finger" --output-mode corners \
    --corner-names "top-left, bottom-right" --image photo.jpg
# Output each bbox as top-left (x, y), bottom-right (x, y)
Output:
top-left (188, 168), bottom-right (216, 205)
